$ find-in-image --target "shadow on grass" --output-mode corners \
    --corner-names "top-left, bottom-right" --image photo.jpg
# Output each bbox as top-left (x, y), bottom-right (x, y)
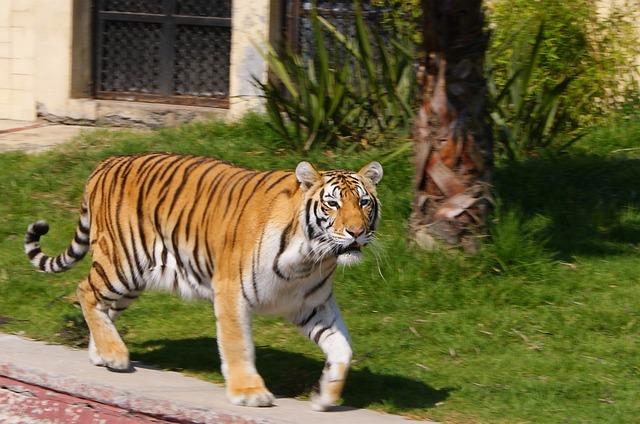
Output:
top-left (132, 337), bottom-right (451, 411)
top-left (495, 155), bottom-right (640, 258)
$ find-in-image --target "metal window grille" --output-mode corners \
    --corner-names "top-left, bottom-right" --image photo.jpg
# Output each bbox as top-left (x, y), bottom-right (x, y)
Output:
top-left (283, 0), bottom-right (390, 63)
top-left (94, 0), bottom-right (231, 108)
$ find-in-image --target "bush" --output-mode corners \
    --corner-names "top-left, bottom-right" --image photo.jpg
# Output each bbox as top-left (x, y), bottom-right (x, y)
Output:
top-left (488, 0), bottom-right (640, 140)
top-left (487, 23), bottom-right (582, 160)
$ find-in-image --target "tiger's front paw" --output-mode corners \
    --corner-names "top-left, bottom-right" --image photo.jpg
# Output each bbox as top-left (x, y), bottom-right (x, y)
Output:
top-left (89, 338), bottom-right (132, 372)
top-left (227, 375), bottom-right (275, 407)
top-left (310, 383), bottom-right (341, 412)
top-left (310, 362), bottom-right (348, 411)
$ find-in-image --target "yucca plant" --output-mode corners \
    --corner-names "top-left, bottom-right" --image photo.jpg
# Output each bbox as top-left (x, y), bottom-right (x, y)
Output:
top-left (255, 2), bottom-right (416, 151)
top-left (487, 22), bottom-right (583, 161)
top-left (318, 4), bottom-right (415, 131)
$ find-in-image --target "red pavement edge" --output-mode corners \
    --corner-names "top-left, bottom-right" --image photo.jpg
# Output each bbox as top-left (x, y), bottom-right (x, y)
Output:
top-left (0, 122), bottom-right (49, 135)
top-left (0, 362), bottom-right (273, 424)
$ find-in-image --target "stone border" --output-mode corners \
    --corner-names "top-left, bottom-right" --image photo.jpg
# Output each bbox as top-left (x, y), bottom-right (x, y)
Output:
top-left (0, 362), bottom-right (274, 424)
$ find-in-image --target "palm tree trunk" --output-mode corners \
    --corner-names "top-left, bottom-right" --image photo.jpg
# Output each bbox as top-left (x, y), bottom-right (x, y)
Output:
top-left (408, 0), bottom-right (493, 252)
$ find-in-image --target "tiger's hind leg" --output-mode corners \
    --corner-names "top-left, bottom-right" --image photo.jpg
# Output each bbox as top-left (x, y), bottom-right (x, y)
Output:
top-left (87, 291), bottom-right (141, 367)
top-left (77, 266), bottom-right (138, 372)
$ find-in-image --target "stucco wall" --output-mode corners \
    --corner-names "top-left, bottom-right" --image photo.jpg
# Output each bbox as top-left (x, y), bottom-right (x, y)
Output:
top-left (0, 0), bottom-right (274, 123)
top-left (0, 0), bottom-right (37, 120)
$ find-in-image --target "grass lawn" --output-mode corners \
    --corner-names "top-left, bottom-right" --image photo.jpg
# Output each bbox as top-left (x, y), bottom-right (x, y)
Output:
top-left (1, 115), bottom-right (639, 423)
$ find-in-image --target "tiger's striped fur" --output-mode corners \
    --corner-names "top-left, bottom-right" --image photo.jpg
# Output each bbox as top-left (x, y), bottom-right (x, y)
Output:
top-left (24, 153), bottom-right (382, 410)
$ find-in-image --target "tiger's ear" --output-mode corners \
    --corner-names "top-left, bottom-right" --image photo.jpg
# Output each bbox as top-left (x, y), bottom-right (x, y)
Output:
top-left (296, 161), bottom-right (321, 191)
top-left (358, 161), bottom-right (383, 186)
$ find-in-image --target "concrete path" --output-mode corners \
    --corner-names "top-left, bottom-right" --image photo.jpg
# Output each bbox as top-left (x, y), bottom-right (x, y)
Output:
top-left (0, 334), bottom-right (433, 424)
top-left (0, 120), bottom-right (99, 153)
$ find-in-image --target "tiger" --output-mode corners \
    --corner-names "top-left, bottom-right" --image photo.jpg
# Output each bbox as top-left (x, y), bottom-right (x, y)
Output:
top-left (23, 153), bottom-right (383, 411)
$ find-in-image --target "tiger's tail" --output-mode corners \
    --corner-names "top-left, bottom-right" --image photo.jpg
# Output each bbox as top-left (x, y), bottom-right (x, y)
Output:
top-left (24, 202), bottom-right (90, 273)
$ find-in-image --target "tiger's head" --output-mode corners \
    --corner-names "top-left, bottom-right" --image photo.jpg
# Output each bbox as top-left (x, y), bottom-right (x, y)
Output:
top-left (296, 161), bottom-right (383, 265)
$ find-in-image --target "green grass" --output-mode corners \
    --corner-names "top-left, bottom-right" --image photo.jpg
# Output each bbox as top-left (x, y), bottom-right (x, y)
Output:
top-left (1, 114), bottom-right (640, 423)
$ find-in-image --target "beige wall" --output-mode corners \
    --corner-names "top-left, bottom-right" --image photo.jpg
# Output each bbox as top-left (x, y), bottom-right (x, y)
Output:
top-left (0, 0), bottom-right (37, 120)
top-left (598, 0), bottom-right (640, 80)
top-left (0, 0), bottom-right (275, 123)
top-left (0, 0), bottom-right (93, 121)
top-left (228, 0), bottom-right (272, 119)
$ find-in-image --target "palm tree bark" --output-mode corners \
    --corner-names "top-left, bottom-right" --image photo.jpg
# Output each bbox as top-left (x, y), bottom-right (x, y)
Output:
top-left (409, 0), bottom-right (493, 252)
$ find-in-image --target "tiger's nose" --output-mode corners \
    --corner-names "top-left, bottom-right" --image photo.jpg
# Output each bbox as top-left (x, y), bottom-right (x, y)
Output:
top-left (346, 226), bottom-right (365, 239)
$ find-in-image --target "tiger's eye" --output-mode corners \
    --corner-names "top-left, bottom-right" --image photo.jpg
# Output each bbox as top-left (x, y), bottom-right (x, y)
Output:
top-left (359, 198), bottom-right (371, 207)
top-left (327, 200), bottom-right (340, 208)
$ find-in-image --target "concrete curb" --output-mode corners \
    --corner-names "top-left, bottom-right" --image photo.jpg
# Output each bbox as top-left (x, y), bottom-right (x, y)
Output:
top-left (0, 362), bottom-right (268, 424)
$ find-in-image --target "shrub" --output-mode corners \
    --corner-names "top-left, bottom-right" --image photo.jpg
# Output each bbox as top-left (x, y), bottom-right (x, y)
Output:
top-left (488, 0), bottom-right (640, 138)
top-left (487, 23), bottom-right (583, 160)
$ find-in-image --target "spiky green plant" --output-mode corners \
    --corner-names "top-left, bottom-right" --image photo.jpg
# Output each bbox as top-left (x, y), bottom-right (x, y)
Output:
top-left (487, 22), bottom-right (583, 161)
top-left (254, 2), bottom-right (416, 151)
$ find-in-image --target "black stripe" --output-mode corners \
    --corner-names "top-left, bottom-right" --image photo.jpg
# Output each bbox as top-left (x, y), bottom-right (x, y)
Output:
top-left (55, 255), bottom-right (65, 271)
top-left (93, 262), bottom-right (124, 296)
top-left (109, 306), bottom-right (128, 312)
top-left (166, 157), bottom-right (207, 219)
top-left (27, 248), bottom-right (40, 260)
top-left (185, 161), bottom-right (227, 243)
top-left (305, 198), bottom-right (316, 239)
top-left (136, 168), bottom-right (154, 265)
top-left (106, 258), bottom-right (131, 295)
top-left (251, 252), bottom-right (259, 304)
top-left (230, 171), bottom-right (276, 247)
top-left (265, 173), bottom-right (291, 192)
top-left (314, 319), bottom-right (336, 344)
top-left (240, 264), bottom-right (253, 307)
top-left (299, 308), bottom-right (318, 327)
top-left (314, 200), bottom-right (326, 228)
top-left (113, 159), bottom-right (140, 288)
top-left (66, 246), bottom-right (83, 259)
top-left (78, 221), bottom-right (90, 234)
top-left (371, 197), bottom-right (380, 230)
top-left (172, 270), bottom-right (179, 292)
top-left (38, 255), bottom-right (47, 270)
top-left (204, 168), bottom-right (245, 210)
top-left (170, 209), bottom-right (186, 271)
top-left (161, 244), bottom-right (168, 266)
top-left (272, 220), bottom-right (294, 280)
top-left (74, 233), bottom-right (87, 245)
top-left (191, 235), bottom-right (208, 283)
top-left (222, 171), bottom-right (255, 220)
top-left (304, 268), bottom-right (335, 299)
top-left (128, 227), bottom-right (144, 290)
top-left (87, 276), bottom-right (114, 301)
top-left (141, 155), bottom-right (174, 198)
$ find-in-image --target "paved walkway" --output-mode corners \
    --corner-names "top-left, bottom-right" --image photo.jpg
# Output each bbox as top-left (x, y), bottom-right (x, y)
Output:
top-left (0, 120), bottom-right (100, 153)
top-left (0, 334), bottom-right (432, 424)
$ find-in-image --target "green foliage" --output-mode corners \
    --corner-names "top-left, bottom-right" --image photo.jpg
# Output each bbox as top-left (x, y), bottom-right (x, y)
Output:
top-left (487, 23), bottom-right (583, 160)
top-left (488, 0), bottom-right (640, 146)
top-left (255, 4), bottom-right (416, 151)
top-left (482, 205), bottom-right (553, 274)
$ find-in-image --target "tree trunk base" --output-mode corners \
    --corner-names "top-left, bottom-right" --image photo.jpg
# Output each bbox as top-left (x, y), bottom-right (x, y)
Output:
top-left (408, 214), bottom-right (482, 253)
